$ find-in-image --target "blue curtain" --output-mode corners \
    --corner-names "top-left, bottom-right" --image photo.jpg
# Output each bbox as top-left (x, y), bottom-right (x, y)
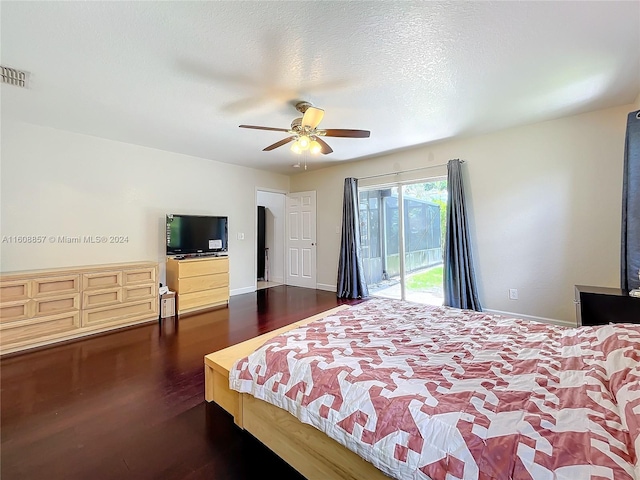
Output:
top-left (622, 110), bottom-right (640, 292)
top-left (444, 159), bottom-right (482, 311)
top-left (337, 178), bottom-right (369, 299)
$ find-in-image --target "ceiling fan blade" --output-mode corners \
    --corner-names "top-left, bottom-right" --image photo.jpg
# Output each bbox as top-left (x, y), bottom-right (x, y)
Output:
top-left (263, 136), bottom-right (296, 151)
top-left (322, 129), bottom-right (370, 138)
top-left (239, 125), bottom-right (290, 132)
top-left (302, 107), bottom-right (325, 129)
top-left (314, 137), bottom-right (333, 154)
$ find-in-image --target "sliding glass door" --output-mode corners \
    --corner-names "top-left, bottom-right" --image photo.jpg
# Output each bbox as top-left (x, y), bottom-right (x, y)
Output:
top-left (359, 179), bottom-right (446, 305)
top-left (359, 187), bottom-right (401, 299)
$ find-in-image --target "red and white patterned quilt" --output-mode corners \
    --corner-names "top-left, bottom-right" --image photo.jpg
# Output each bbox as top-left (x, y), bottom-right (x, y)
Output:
top-left (230, 299), bottom-right (640, 480)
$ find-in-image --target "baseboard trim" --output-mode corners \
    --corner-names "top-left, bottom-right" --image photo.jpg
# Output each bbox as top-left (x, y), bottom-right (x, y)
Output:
top-left (231, 286), bottom-right (256, 296)
top-left (316, 283), bottom-right (337, 293)
top-left (484, 309), bottom-right (575, 327)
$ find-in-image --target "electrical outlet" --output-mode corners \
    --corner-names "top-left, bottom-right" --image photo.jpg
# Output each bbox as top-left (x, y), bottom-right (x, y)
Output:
top-left (509, 288), bottom-right (518, 300)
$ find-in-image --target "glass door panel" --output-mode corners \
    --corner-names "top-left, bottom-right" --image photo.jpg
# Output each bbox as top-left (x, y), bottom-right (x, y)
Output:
top-left (402, 181), bottom-right (446, 305)
top-left (358, 187), bottom-right (401, 299)
top-left (359, 180), bottom-right (446, 305)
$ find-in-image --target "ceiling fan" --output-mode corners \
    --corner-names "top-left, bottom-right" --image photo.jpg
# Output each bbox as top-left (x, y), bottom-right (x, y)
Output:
top-left (239, 101), bottom-right (370, 155)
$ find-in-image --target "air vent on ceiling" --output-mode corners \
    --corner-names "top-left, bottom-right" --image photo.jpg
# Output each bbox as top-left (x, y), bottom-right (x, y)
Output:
top-left (1, 66), bottom-right (29, 88)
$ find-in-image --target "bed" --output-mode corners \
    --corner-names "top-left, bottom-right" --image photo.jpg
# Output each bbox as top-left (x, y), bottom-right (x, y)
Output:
top-left (204, 298), bottom-right (640, 479)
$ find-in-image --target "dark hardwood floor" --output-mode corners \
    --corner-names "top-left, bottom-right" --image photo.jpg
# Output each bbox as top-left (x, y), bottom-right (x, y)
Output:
top-left (1, 286), bottom-right (361, 480)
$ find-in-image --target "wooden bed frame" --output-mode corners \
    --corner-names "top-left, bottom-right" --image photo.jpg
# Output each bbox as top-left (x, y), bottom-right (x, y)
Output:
top-left (204, 305), bottom-right (390, 480)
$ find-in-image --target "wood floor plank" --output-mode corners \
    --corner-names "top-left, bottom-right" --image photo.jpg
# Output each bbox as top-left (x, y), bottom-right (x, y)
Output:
top-left (1, 286), bottom-right (361, 480)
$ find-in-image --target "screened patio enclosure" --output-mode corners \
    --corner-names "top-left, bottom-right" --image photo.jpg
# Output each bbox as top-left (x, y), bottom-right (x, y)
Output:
top-left (358, 187), bottom-right (444, 299)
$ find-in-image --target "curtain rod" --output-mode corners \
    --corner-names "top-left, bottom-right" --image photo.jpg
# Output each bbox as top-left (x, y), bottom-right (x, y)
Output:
top-left (357, 159), bottom-right (465, 181)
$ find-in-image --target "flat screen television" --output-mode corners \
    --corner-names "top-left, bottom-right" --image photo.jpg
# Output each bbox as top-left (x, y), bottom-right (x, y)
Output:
top-left (166, 214), bottom-right (228, 255)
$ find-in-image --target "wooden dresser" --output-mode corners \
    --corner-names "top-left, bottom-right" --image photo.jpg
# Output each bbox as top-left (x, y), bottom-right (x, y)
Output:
top-left (0, 261), bottom-right (158, 355)
top-left (575, 285), bottom-right (640, 325)
top-left (166, 256), bottom-right (229, 315)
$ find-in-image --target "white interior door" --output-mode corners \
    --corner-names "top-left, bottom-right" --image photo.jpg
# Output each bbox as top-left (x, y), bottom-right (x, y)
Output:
top-left (286, 191), bottom-right (316, 288)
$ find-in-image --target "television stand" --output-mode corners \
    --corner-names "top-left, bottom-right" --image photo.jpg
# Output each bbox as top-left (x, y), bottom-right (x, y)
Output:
top-left (166, 256), bottom-right (229, 315)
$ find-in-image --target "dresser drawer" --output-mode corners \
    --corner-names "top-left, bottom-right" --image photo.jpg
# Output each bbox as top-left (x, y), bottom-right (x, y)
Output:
top-left (179, 287), bottom-right (229, 311)
top-left (123, 267), bottom-right (156, 286)
top-left (0, 300), bottom-right (33, 324)
top-left (34, 294), bottom-right (80, 316)
top-left (0, 311), bottom-right (80, 345)
top-left (179, 273), bottom-right (228, 294)
top-left (0, 280), bottom-right (31, 302)
top-left (32, 275), bottom-right (80, 298)
top-left (123, 284), bottom-right (155, 302)
top-left (83, 271), bottom-right (122, 291)
top-left (81, 298), bottom-right (157, 328)
top-left (83, 288), bottom-right (122, 309)
top-left (178, 258), bottom-right (228, 278)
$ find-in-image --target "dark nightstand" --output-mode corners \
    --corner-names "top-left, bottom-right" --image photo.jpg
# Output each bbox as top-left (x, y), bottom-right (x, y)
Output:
top-left (574, 285), bottom-right (640, 326)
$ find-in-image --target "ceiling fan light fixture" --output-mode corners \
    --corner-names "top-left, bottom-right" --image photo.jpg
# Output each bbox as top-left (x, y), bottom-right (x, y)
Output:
top-left (309, 140), bottom-right (322, 155)
top-left (290, 142), bottom-right (303, 154)
top-left (298, 135), bottom-right (310, 149)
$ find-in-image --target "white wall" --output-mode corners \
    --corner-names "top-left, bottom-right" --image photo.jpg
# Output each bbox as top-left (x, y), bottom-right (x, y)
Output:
top-left (290, 103), bottom-right (634, 323)
top-left (0, 121), bottom-right (289, 295)
top-left (257, 190), bottom-right (285, 284)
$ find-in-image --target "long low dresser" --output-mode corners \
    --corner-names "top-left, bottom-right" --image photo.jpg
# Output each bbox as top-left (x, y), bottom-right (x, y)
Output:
top-left (0, 261), bottom-right (158, 355)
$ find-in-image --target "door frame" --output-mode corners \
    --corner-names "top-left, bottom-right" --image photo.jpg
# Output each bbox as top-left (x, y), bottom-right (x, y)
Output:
top-left (255, 188), bottom-right (287, 291)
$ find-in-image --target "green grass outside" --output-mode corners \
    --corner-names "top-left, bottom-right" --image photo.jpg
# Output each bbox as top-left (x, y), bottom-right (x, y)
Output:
top-left (406, 266), bottom-right (443, 291)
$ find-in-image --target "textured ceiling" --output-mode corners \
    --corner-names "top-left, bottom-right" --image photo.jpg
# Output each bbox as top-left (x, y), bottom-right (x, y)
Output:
top-left (2, 1), bottom-right (639, 174)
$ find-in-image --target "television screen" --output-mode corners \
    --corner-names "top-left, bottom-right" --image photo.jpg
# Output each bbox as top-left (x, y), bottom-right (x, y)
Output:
top-left (166, 214), bottom-right (228, 255)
